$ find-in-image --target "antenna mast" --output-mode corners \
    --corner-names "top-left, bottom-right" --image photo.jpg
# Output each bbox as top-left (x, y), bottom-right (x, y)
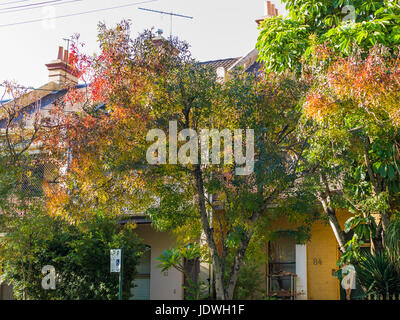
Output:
top-left (138, 7), bottom-right (193, 38)
top-left (62, 37), bottom-right (73, 85)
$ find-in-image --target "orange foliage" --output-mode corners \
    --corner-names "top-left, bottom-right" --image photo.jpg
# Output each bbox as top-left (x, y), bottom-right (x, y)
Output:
top-left (39, 24), bottom-right (174, 221)
top-left (304, 46), bottom-right (400, 124)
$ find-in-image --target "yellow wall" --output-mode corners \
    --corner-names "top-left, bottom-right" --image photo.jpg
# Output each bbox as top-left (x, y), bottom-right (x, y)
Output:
top-left (306, 219), bottom-right (339, 299)
top-left (267, 209), bottom-right (352, 300)
top-left (306, 209), bottom-right (352, 300)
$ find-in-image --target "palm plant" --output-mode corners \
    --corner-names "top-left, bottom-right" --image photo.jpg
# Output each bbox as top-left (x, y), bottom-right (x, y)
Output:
top-left (355, 250), bottom-right (400, 299)
top-left (385, 213), bottom-right (400, 261)
top-left (354, 214), bottom-right (400, 299)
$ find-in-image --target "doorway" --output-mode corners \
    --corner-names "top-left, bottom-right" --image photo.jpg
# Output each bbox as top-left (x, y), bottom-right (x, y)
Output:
top-left (130, 246), bottom-right (151, 300)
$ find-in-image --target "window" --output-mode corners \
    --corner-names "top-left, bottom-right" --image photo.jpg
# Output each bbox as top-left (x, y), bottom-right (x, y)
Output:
top-left (268, 236), bottom-right (296, 294)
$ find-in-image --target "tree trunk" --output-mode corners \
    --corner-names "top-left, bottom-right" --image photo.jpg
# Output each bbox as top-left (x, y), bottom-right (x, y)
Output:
top-left (183, 257), bottom-right (200, 299)
top-left (326, 206), bottom-right (346, 253)
top-left (193, 165), bottom-right (257, 300)
top-left (193, 166), bottom-right (281, 299)
top-left (193, 165), bottom-right (226, 300)
top-left (224, 232), bottom-right (251, 300)
top-left (317, 173), bottom-right (346, 253)
top-left (318, 196), bottom-right (346, 253)
top-left (380, 212), bottom-right (390, 248)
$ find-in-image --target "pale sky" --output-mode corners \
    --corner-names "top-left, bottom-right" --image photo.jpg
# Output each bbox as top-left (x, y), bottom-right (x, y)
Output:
top-left (0, 0), bottom-right (286, 89)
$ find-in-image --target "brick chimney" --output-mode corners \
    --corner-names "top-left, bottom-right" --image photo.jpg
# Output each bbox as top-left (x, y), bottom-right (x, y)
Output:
top-left (45, 46), bottom-right (78, 85)
top-left (256, 1), bottom-right (279, 26)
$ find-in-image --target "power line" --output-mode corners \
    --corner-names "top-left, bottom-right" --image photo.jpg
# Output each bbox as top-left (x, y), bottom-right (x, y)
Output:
top-left (0, 0), bottom-right (158, 28)
top-left (0, 0), bottom-right (82, 15)
top-left (0, 0), bottom-right (62, 11)
top-left (0, 0), bottom-right (31, 6)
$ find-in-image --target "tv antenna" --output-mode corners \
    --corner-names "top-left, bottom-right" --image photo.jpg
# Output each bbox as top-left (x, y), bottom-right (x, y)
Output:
top-left (63, 37), bottom-right (73, 57)
top-left (138, 7), bottom-right (193, 38)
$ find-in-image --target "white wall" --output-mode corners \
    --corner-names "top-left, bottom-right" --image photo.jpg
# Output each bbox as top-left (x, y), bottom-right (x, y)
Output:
top-left (295, 244), bottom-right (308, 300)
top-left (134, 224), bottom-right (183, 300)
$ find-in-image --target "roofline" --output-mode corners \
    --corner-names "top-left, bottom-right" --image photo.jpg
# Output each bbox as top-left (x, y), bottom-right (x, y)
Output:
top-left (200, 57), bottom-right (241, 65)
top-left (1, 82), bottom-right (88, 106)
top-left (228, 48), bottom-right (259, 71)
top-left (118, 216), bottom-right (152, 225)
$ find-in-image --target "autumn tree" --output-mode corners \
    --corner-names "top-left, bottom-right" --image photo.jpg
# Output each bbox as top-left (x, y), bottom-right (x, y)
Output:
top-left (44, 21), bottom-right (315, 300)
top-left (0, 80), bottom-right (148, 300)
top-left (256, 0), bottom-right (400, 257)
top-left (300, 45), bottom-right (400, 256)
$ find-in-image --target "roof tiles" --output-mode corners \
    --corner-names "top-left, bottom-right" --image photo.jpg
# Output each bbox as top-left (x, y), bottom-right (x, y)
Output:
top-left (200, 57), bottom-right (241, 71)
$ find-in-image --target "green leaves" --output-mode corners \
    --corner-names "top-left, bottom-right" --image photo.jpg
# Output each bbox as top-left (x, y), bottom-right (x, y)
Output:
top-left (156, 244), bottom-right (210, 300)
top-left (157, 248), bottom-right (183, 273)
top-left (156, 243), bottom-right (203, 275)
top-left (370, 139), bottom-right (400, 184)
top-left (344, 215), bottom-right (377, 240)
top-left (256, 17), bottom-right (311, 73)
top-left (225, 226), bottom-right (247, 249)
top-left (257, 0), bottom-right (400, 73)
top-left (338, 234), bottom-right (364, 266)
top-left (0, 211), bottom-right (145, 300)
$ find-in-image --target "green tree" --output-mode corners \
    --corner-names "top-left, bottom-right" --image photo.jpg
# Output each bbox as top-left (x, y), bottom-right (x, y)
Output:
top-left (256, 0), bottom-right (400, 73)
top-left (0, 81), bottom-right (48, 221)
top-left (0, 210), bottom-right (145, 300)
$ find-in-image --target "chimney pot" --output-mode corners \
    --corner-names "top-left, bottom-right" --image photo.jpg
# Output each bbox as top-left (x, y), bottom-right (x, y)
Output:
top-left (46, 46), bottom-right (77, 85)
top-left (267, 1), bottom-right (272, 16)
top-left (57, 46), bottom-right (64, 60)
top-left (257, 1), bottom-right (277, 25)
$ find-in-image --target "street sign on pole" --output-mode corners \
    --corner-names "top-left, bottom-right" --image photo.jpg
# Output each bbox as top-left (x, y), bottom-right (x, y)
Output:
top-left (119, 247), bottom-right (124, 300)
top-left (110, 249), bottom-right (121, 273)
top-left (110, 248), bottom-right (124, 300)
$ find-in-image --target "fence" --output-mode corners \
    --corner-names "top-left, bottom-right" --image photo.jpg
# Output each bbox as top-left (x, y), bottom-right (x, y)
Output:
top-left (363, 293), bottom-right (400, 300)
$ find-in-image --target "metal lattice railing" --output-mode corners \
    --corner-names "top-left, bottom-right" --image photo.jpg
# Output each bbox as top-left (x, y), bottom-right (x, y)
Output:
top-left (20, 161), bottom-right (59, 198)
top-left (21, 163), bottom-right (44, 197)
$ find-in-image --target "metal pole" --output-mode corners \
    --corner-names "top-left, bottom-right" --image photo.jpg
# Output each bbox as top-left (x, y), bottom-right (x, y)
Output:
top-left (118, 247), bottom-right (123, 300)
top-left (170, 13), bottom-right (172, 39)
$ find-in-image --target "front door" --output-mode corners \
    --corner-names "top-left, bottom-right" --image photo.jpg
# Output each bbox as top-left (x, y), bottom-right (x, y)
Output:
top-left (130, 247), bottom-right (151, 300)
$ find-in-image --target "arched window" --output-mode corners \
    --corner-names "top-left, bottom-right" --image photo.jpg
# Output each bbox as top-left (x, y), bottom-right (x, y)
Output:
top-left (130, 246), bottom-right (151, 300)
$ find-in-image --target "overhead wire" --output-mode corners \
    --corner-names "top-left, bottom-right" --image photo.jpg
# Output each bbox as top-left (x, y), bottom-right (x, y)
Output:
top-left (0, 0), bottom-right (158, 28)
top-left (0, 0), bottom-right (62, 11)
top-left (0, 0), bottom-right (31, 6)
top-left (0, 0), bottom-right (82, 15)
